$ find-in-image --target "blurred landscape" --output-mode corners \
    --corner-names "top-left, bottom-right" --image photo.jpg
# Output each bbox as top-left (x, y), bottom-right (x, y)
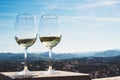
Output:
top-left (0, 49), bottom-right (120, 79)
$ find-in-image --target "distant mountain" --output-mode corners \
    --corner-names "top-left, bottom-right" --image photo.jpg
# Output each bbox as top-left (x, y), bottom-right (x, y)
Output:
top-left (0, 53), bottom-right (23, 61)
top-left (0, 49), bottom-right (120, 61)
top-left (92, 50), bottom-right (120, 57)
top-left (53, 50), bottom-right (120, 59)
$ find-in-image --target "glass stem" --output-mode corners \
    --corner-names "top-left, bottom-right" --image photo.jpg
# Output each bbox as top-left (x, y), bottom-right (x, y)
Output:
top-left (23, 48), bottom-right (29, 72)
top-left (48, 47), bottom-right (53, 71)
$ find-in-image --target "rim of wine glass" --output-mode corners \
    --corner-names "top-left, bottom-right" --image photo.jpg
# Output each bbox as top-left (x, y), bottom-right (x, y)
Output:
top-left (15, 13), bottom-right (37, 35)
top-left (40, 14), bottom-right (62, 35)
top-left (41, 14), bottom-right (58, 19)
top-left (16, 14), bottom-right (34, 18)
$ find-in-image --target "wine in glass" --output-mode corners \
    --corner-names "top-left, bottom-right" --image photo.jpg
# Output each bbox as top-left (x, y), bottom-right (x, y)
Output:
top-left (14, 14), bottom-right (37, 78)
top-left (39, 14), bottom-right (62, 74)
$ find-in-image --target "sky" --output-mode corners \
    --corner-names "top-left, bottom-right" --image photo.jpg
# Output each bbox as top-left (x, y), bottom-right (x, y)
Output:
top-left (1, 0), bottom-right (120, 53)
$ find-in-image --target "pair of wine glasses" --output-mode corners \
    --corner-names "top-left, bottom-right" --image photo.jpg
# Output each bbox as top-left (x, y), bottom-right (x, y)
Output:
top-left (14, 14), bottom-right (62, 78)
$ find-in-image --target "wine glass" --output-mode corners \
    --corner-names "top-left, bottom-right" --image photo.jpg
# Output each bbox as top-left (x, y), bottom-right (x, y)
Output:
top-left (14, 14), bottom-right (37, 78)
top-left (39, 14), bottom-right (62, 74)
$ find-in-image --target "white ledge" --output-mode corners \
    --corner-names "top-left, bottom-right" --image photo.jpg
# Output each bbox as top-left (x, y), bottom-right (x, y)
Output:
top-left (93, 76), bottom-right (120, 80)
top-left (0, 71), bottom-right (91, 80)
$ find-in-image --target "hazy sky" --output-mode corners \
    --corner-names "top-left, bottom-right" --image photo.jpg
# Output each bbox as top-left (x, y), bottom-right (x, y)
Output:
top-left (1, 0), bottom-right (120, 53)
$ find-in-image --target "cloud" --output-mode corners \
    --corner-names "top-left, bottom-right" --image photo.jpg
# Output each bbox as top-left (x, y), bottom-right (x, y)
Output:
top-left (42, 0), bottom-right (120, 10)
top-left (81, 0), bottom-right (120, 8)
top-left (61, 16), bottom-right (120, 22)
top-left (1, 0), bottom-right (119, 12)
top-left (0, 13), bottom-right (17, 17)
top-left (0, 0), bottom-right (56, 8)
top-left (0, 19), bottom-right (14, 28)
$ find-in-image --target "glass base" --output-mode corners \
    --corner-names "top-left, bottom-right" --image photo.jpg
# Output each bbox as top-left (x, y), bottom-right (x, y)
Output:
top-left (44, 66), bottom-right (59, 75)
top-left (45, 70), bottom-right (59, 75)
top-left (11, 70), bottom-right (37, 79)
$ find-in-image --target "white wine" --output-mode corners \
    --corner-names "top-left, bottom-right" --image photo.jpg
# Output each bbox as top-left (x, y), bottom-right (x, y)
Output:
top-left (15, 37), bottom-right (36, 48)
top-left (40, 36), bottom-right (61, 48)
